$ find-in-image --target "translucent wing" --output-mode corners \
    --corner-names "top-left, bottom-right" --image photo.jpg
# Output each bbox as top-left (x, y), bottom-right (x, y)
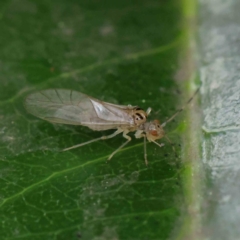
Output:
top-left (24, 89), bottom-right (136, 130)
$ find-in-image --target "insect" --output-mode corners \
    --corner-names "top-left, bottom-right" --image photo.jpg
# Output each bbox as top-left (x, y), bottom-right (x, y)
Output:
top-left (24, 88), bottom-right (199, 165)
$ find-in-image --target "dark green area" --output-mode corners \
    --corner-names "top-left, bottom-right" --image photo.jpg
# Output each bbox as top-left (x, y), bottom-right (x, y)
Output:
top-left (0, 0), bottom-right (184, 239)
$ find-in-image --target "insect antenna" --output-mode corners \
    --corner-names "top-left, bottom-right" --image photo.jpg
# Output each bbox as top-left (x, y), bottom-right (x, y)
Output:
top-left (161, 87), bottom-right (200, 128)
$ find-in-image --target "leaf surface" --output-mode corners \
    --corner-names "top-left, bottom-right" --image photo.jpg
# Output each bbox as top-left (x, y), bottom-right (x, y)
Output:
top-left (0, 0), bottom-right (186, 239)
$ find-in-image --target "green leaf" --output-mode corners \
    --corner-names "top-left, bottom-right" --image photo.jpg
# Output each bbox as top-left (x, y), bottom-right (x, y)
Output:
top-left (0, 0), bottom-right (192, 239)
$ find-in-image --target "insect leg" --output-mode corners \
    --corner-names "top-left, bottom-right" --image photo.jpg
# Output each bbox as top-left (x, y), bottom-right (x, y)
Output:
top-left (151, 140), bottom-right (165, 148)
top-left (164, 135), bottom-right (176, 155)
top-left (151, 140), bottom-right (165, 162)
top-left (108, 131), bottom-right (131, 160)
top-left (62, 129), bottom-right (123, 152)
top-left (144, 135), bottom-right (148, 165)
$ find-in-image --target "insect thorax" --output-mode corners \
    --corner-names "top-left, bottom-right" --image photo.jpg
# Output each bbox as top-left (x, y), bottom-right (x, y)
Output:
top-left (132, 108), bottom-right (148, 126)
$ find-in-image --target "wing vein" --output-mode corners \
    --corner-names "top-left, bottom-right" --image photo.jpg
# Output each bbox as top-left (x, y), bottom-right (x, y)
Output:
top-left (39, 91), bottom-right (54, 103)
top-left (70, 90), bottom-right (73, 105)
top-left (55, 89), bottom-right (64, 104)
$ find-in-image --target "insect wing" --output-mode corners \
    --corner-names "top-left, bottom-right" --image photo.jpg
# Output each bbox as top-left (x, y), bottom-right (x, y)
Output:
top-left (24, 89), bottom-right (135, 130)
